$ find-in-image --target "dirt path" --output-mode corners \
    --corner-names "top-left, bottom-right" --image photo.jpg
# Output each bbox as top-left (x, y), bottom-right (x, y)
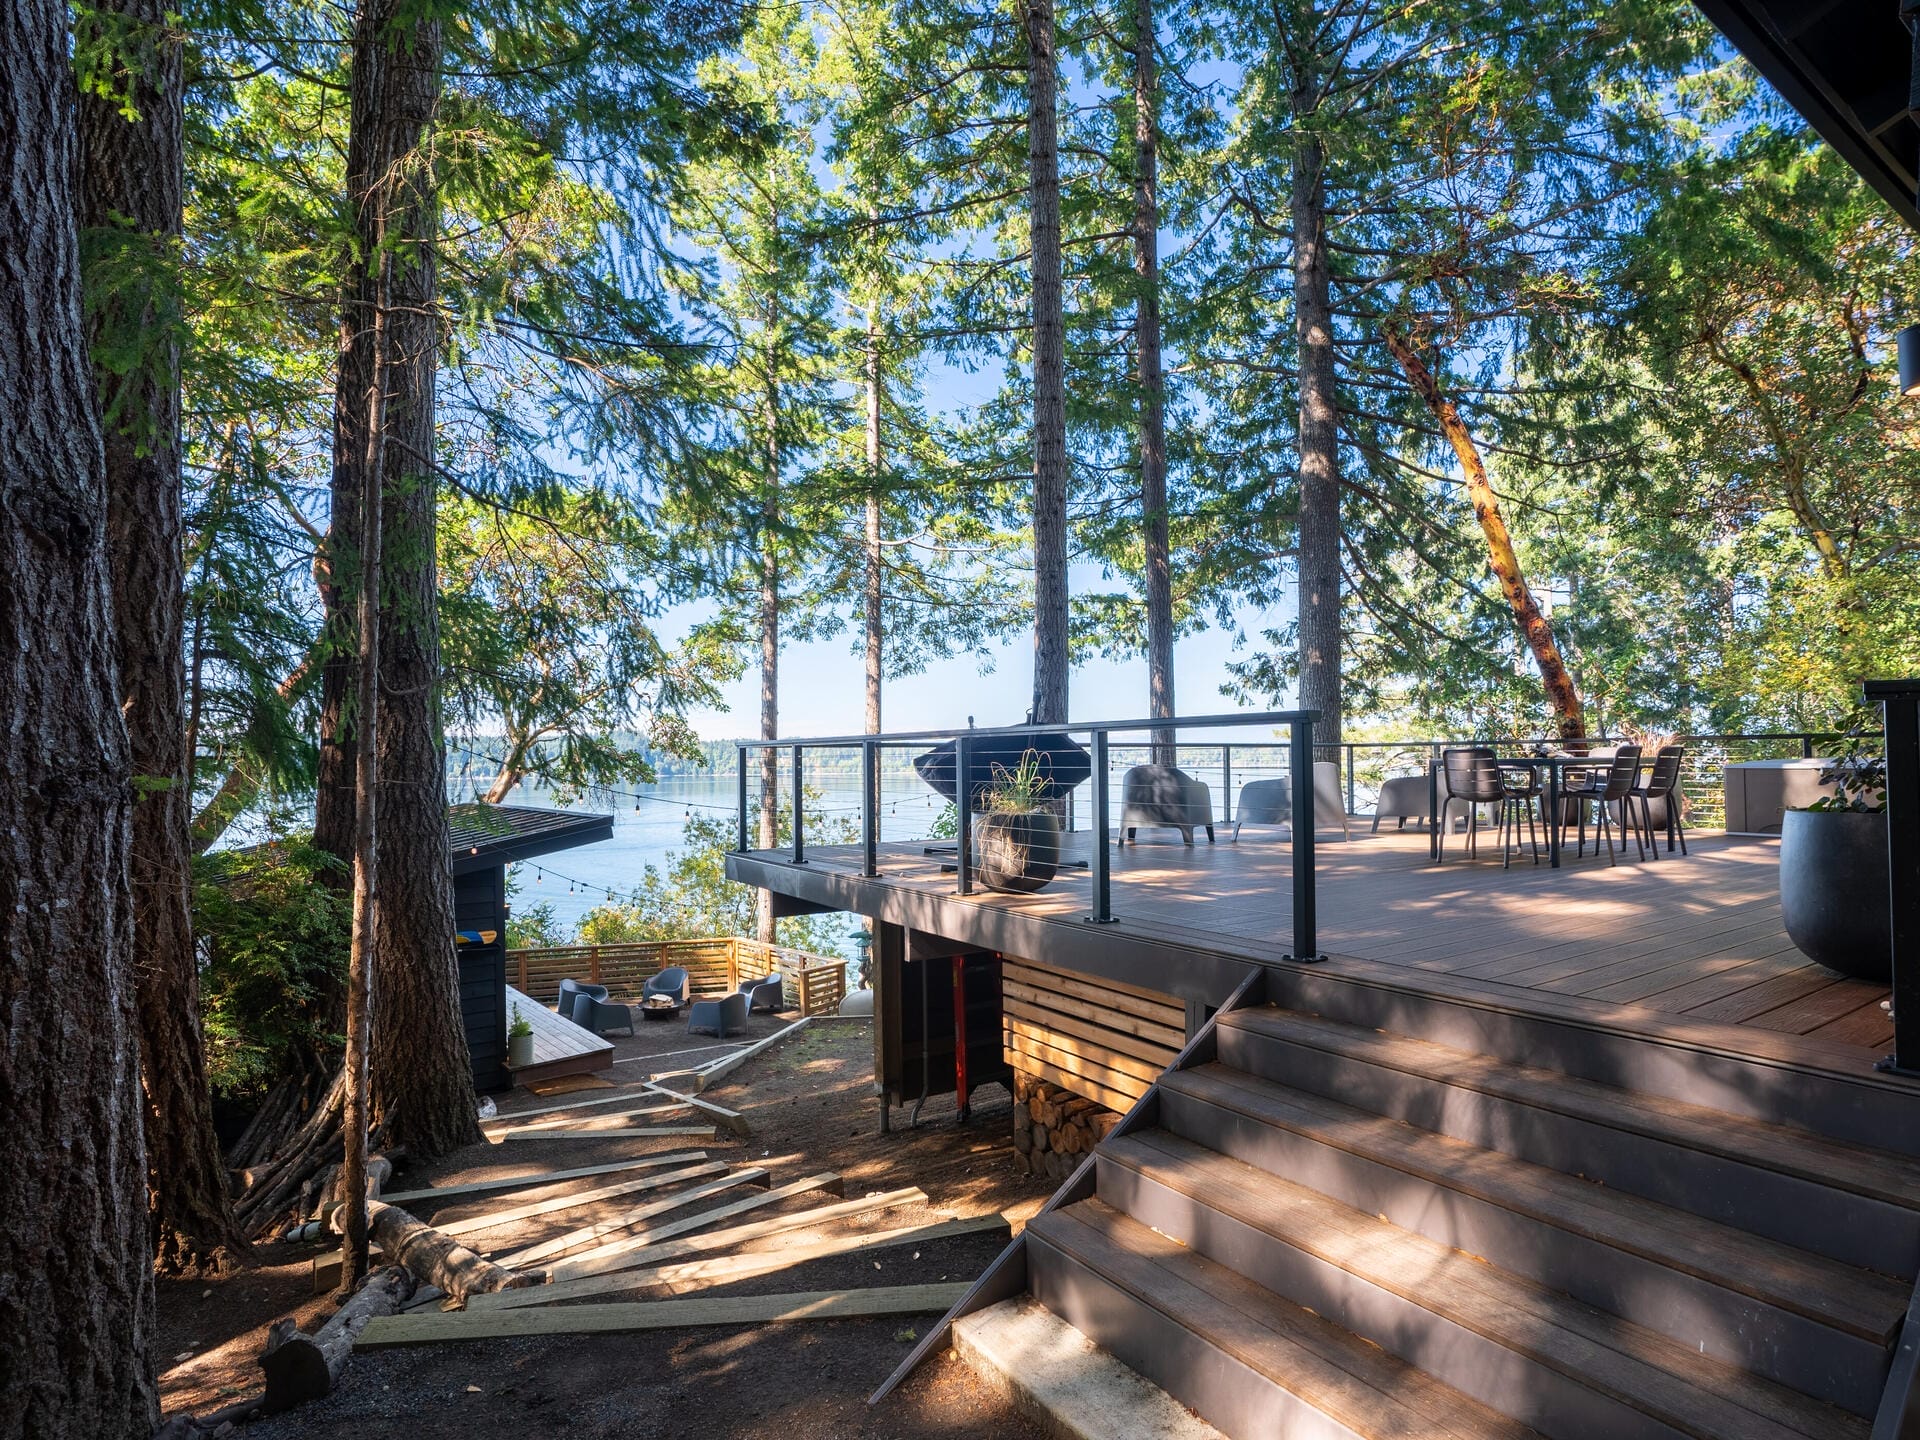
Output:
top-left (158, 1015), bottom-right (1055, 1438)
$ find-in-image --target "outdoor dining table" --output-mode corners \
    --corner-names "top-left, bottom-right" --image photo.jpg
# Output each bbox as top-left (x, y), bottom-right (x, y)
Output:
top-left (1426, 753), bottom-right (1598, 869)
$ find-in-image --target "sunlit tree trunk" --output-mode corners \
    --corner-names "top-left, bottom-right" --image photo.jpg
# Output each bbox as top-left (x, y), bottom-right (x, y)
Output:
top-left (1025, 0), bottom-right (1070, 726)
top-left (78, 0), bottom-right (246, 1273)
top-left (1133, 0), bottom-right (1173, 762)
top-left (865, 306), bottom-right (885, 736)
top-left (757, 378), bottom-right (780, 944)
top-left (1291, 101), bottom-right (1342, 755)
top-left (1385, 327), bottom-right (1585, 741)
top-left (1, 1), bottom-right (157, 1427)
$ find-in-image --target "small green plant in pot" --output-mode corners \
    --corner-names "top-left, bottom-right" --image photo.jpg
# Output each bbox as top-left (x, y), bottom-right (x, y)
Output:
top-left (974, 752), bottom-right (1062, 894)
top-left (1779, 738), bottom-right (1890, 981)
top-left (507, 1003), bottom-right (535, 1068)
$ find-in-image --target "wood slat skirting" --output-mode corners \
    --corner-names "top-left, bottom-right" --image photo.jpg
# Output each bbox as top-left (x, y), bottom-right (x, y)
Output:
top-left (1000, 957), bottom-right (1182, 1110)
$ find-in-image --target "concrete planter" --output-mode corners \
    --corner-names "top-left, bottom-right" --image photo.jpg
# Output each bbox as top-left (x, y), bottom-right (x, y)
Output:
top-left (507, 1030), bottom-right (534, 1068)
top-left (1779, 808), bottom-right (1892, 981)
top-left (975, 810), bottom-right (1061, 894)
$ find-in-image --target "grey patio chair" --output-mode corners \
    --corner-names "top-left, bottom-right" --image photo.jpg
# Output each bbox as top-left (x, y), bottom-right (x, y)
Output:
top-left (1437, 748), bottom-right (1504, 863)
top-left (1566, 745), bottom-right (1645, 865)
top-left (738, 972), bottom-right (785, 1015)
top-left (569, 990), bottom-right (635, 1037)
top-left (1629, 744), bottom-right (1688, 857)
top-left (640, 965), bottom-right (690, 1019)
top-left (555, 977), bottom-right (607, 1018)
top-left (1119, 763), bottom-right (1214, 845)
top-left (1372, 774), bottom-right (1432, 832)
top-left (688, 991), bottom-right (749, 1038)
top-left (1231, 766), bottom-right (1352, 841)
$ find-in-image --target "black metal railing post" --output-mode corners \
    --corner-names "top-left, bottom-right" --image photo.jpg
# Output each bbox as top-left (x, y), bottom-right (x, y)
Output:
top-left (953, 732), bottom-right (972, 896)
top-left (1802, 733), bottom-right (1815, 759)
top-left (862, 739), bottom-right (879, 877)
top-left (736, 746), bottom-right (749, 852)
top-left (1345, 742), bottom-right (1356, 816)
top-left (791, 743), bottom-right (806, 865)
top-left (1088, 728), bottom-right (1115, 923)
top-left (1866, 680), bottom-right (1919, 1075)
top-left (1221, 744), bottom-right (1233, 826)
top-left (1289, 716), bottom-right (1321, 961)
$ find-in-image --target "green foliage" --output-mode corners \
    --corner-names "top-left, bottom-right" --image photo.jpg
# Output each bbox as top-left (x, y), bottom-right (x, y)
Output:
top-left (192, 838), bottom-right (349, 1097)
top-left (508, 1004), bottom-right (534, 1040)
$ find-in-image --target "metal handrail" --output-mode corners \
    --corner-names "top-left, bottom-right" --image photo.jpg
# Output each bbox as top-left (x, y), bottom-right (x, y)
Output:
top-left (1863, 680), bottom-right (1916, 1078)
top-left (734, 709), bottom-right (1325, 963)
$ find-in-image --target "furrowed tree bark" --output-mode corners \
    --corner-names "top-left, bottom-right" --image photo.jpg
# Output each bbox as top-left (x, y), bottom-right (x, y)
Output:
top-left (757, 371), bottom-right (781, 945)
top-left (78, 0), bottom-right (248, 1274)
top-left (330, 0), bottom-right (479, 1160)
top-left (1384, 327), bottom-right (1585, 741)
top-left (0, 1), bottom-right (159, 1431)
top-left (1025, 0), bottom-right (1070, 727)
top-left (1291, 112), bottom-right (1342, 756)
top-left (1133, 0), bottom-right (1174, 762)
top-left (865, 305), bottom-right (885, 737)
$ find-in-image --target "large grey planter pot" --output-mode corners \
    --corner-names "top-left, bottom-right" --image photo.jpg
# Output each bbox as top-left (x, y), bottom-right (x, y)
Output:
top-left (974, 810), bottom-right (1061, 894)
top-left (507, 1031), bottom-right (535, 1069)
top-left (1779, 808), bottom-right (1892, 982)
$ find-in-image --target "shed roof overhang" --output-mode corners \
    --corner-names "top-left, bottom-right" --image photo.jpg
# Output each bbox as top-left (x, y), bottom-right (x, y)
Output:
top-left (1694, 0), bottom-right (1920, 227)
top-left (447, 803), bottom-right (614, 875)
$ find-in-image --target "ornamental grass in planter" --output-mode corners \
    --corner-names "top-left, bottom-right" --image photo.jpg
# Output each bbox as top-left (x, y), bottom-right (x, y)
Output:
top-left (974, 752), bottom-right (1062, 894)
top-left (1779, 751), bottom-right (1891, 982)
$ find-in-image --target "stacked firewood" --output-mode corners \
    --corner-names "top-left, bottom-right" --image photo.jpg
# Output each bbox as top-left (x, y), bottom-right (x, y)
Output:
top-left (1010, 1072), bottom-right (1120, 1181)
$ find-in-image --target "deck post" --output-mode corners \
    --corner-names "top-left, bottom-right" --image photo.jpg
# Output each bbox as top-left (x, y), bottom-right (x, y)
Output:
top-left (1088, 729), bottom-right (1115, 923)
top-left (1345, 742), bottom-right (1356, 816)
top-left (1288, 716), bottom-right (1322, 961)
top-left (791, 742), bottom-right (806, 865)
top-left (954, 733), bottom-right (972, 896)
top-left (1866, 680), bottom-right (1920, 1076)
top-left (861, 739), bottom-right (879, 877)
top-left (736, 746), bottom-right (749, 852)
top-left (1221, 744), bottom-right (1233, 825)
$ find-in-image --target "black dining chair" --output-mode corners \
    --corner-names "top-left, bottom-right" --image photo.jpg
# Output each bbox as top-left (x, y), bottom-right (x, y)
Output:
top-left (1437, 747), bottom-right (1504, 863)
top-left (1566, 746), bottom-right (1644, 864)
top-left (1495, 761), bottom-right (1544, 869)
top-left (1631, 744), bottom-right (1687, 857)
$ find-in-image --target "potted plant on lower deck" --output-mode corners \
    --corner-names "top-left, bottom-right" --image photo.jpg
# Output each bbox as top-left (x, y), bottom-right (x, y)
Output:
top-left (975, 752), bottom-right (1062, 894)
top-left (1779, 749), bottom-right (1890, 981)
top-left (507, 1004), bottom-right (535, 1068)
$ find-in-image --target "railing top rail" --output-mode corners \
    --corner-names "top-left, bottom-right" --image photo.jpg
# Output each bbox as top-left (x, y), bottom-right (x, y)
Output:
top-left (1865, 679), bottom-right (1920, 698)
top-left (1330, 730), bottom-right (1851, 751)
top-left (732, 709), bottom-right (1320, 752)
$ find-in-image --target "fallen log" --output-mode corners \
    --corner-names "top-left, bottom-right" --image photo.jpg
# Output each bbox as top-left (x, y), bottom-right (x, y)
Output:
top-left (332, 1200), bottom-right (543, 1303)
top-left (259, 1265), bottom-right (415, 1412)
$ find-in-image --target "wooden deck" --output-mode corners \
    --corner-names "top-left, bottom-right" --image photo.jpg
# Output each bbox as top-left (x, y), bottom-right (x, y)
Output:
top-left (505, 982), bottom-right (613, 1085)
top-left (732, 826), bottom-right (1895, 1069)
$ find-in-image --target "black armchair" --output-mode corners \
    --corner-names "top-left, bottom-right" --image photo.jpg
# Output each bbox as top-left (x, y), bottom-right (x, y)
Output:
top-left (738, 973), bottom-right (785, 1016)
top-left (641, 966), bottom-right (690, 1018)
top-left (555, 977), bottom-right (608, 1018)
top-left (570, 991), bottom-right (635, 1037)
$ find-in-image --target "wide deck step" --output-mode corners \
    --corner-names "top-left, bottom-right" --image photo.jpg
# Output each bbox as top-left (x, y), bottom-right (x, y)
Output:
top-left (1216, 1004), bottom-right (1920, 1274)
top-left (1028, 1198), bottom-right (1545, 1440)
top-left (1156, 1062), bottom-right (1903, 1408)
top-left (1096, 1128), bottom-right (1873, 1440)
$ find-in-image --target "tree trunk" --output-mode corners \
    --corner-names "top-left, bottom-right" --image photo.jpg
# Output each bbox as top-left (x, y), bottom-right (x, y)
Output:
top-left (0, 1), bottom-right (158, 1430)
top-left (1025, 0), bottom-right (1070, 726)
top-left (1384, 327), bottom-right (1585, 741)
top-left (1132, 0), bottom-right (1173, 762)
top-left (756, 381), bottom-right (780, 944)
top-left (77, 0), bottom-right (248, 1275)
top-left (865, 307), bottom-right (885, 736)
top-left (330, 0), bottom-right (478, 1160)
top-left (1290, 115), bottom-right (1342, 755)
top-left (343, 1202), bottom-right (543, 1300)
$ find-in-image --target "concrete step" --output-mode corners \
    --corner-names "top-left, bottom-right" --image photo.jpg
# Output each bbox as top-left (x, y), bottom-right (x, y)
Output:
top-left (952, 1295), bottom-right (1227, 1440)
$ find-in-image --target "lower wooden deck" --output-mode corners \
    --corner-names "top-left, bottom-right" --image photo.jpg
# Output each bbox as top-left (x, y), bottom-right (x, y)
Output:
top-left (737, 826), bottom-right (1895, 1069)
top-left (504, 982), bottom-right (613, 1085)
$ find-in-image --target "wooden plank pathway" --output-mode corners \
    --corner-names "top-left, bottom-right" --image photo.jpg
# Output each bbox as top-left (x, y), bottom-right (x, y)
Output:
top-left (757, 828), bottom-right (1893, 1060)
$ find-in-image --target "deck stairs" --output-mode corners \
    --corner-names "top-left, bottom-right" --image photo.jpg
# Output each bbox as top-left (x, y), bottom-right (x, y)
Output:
top-left (903, 970), bottom-right (1920, 1440)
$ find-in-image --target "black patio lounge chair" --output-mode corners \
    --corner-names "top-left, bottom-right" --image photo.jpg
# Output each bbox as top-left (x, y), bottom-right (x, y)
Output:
top-left (570, 990), bottom-right (635, 1037)
top-left (688, 991), bottom-right (749, 1038)
top-left (555, 977), bottom-right (608, 1018)
top-left (1630, 744), bottom-right (1688, 857)
top-left (1566, 745), bottom-right (1645, 864)
top-left (738, 972), bottom-right (784, 1015)
top-left (640, 965), bottom-right (690, 1019)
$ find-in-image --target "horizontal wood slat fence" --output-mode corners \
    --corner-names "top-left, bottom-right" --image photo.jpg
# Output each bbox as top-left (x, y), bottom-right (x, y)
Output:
top-left (509, 937), bottom-right (848, 1017)
top-left (1001, 959), bottom-right (1183, 1111)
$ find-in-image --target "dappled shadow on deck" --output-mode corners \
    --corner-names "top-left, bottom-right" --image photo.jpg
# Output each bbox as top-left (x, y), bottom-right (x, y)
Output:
top-left (759, 825), bottom-right (1893, 1062)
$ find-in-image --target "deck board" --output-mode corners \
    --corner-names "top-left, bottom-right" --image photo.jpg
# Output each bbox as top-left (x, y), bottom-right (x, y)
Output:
top-left (742, 828), bottom-right (1893, 1064)
top-left (506, 982), bottom-right (613, 1084)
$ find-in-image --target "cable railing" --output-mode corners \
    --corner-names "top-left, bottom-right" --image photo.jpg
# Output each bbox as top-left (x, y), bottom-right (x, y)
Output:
top-left (735, 711), bottom-right (1327, 963)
